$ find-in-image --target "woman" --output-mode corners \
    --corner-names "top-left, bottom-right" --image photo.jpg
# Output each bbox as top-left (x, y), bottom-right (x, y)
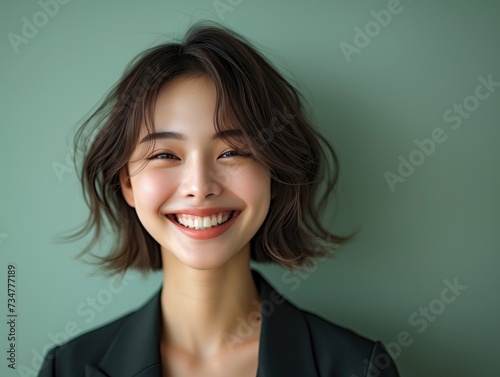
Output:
top-left (39, 21), bottom-right (400, 377)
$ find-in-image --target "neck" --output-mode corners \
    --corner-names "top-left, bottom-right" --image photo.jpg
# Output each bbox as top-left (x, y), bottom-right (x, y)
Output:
top-left (159, 246), bottom-right (262, 360)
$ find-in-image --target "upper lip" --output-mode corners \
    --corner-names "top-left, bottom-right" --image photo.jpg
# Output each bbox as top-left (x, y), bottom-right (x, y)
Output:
top-left (168, 207), bottom-right (239, 217)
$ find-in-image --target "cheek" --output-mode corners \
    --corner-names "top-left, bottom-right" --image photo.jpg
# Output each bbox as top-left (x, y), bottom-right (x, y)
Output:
top-left (232, 166), bottom-right (271, 207)
top-left (132, 172), bottom-right (176, 208)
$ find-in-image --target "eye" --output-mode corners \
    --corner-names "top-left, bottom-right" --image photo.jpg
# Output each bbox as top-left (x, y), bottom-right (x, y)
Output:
top-left (147, 152), bottom-right (179, 160)
top-left (219, 150), bottom-right (252, 159)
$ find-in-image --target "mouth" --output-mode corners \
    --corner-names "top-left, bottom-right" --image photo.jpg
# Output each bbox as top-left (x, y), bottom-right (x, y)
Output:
top-left (166, 210), bottom-right (239, 230)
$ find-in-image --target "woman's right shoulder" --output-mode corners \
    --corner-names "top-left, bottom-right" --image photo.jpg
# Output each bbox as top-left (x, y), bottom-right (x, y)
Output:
top-left (37, 287), bottom-right (162, 377)
top-left (36, 309), bottom-right (136, 377)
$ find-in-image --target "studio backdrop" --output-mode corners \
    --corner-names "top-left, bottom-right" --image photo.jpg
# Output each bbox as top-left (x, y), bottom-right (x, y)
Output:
top-left (1, 1), bottom-right (499, 376)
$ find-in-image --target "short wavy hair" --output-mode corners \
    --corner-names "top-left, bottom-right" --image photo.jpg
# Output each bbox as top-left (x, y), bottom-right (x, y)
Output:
top-left (56, 20), bottom-right (358, 276)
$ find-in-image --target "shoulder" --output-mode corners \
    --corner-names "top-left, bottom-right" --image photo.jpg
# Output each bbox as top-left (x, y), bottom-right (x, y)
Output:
top-left (253, 268), bottom-right (400, 376)
top-left (37, 310), bottom-right (134, 377)
top-left (298, 307), bottom-right (400, 377)
top-left (37, 287), bottom-right (162, 377)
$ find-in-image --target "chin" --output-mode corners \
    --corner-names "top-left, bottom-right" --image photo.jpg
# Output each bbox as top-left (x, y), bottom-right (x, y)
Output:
top-left (163, 246), bottom-right (239, 271)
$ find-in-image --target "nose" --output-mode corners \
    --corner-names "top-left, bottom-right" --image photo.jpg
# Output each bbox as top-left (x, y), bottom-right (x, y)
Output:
top-left (179, 157), bottom-right (224, 200)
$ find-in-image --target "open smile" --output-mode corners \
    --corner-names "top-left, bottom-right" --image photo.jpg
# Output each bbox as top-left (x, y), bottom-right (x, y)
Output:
top-left (172, 210), bottom-right (236, 230)
top-left (165, 210), bottom-right (242, 240)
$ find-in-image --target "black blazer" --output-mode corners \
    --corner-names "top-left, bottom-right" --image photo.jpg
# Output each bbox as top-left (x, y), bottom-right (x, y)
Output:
top-left (38, 269), bottom-right (400, 377)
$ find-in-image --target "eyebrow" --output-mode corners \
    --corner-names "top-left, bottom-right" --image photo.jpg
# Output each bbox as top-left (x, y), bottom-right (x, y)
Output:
top-left (139, 129), bottom-right (244, 144)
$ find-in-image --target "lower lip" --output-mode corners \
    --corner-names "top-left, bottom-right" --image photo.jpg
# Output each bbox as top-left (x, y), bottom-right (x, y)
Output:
top-left (166, 211), bottom-right (241, 240)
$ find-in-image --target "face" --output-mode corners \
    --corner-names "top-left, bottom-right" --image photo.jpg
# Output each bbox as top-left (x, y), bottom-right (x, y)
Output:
top-left (120, 75), bottom-right (272, 270)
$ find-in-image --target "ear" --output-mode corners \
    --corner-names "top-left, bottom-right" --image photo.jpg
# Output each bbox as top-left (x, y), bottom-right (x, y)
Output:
top-left (119, 166), bottom-right (135, 208)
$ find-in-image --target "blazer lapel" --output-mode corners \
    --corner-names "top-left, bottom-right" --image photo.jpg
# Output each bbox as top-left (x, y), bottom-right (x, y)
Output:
top-left (84, 365), bottom-right (108, 377)
top-left (85, 269), bottom-right (319, 377)
top-left (252, 269), bottom-right (319, 377)
top-left (85, 285), bottom-right (163, 377)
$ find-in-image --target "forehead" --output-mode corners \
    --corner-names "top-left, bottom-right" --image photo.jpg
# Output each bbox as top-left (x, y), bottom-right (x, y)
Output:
top-left (139, 76), bottom-right (217, 139)
top-left (158, 75), bottom-right (215, 119)
top-left (135, 75), bottom-right (248, 147)
top-left (138, 75), bottom-right (216, 137)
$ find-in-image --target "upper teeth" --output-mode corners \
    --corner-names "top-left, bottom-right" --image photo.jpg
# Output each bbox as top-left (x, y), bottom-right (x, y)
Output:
top-left (175, 211), bottom-right (233, 229)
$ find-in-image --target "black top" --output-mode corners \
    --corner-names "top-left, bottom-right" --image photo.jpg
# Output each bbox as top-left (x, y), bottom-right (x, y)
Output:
top-left (38, 269), bottom-right (400, 377)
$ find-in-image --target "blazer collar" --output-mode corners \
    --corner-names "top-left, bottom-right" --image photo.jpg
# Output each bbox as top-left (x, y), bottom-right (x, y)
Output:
top-left (85, 269), bottom-right (318, 377)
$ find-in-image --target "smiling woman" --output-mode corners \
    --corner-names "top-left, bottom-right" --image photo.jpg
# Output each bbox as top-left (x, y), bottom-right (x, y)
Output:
top-left (40, 20), bottom-right (400, 377)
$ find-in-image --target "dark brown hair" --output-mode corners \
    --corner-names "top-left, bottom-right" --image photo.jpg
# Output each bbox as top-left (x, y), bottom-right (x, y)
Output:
top-left (55, 20), bottom-right (359, 276)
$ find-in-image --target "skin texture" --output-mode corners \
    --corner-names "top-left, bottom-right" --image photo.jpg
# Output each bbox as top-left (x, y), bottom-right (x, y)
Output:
top-left (120, 75), bottom-right (270, 375)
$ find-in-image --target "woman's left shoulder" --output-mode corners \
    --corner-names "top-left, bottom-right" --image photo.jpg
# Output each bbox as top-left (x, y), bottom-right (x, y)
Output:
top-left (299, 308), bottom-right (400, 377)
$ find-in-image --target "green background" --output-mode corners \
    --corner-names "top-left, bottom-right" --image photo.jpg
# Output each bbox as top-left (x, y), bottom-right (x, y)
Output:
top-left (1, 0), bottom-right (499, 376)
